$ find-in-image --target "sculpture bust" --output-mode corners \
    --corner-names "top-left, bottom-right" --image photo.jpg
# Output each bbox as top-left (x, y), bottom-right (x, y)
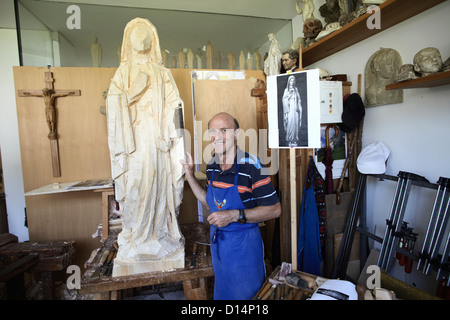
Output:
top-left (365, 48), bottom-right (403, 107)
top-left (413, 47), bottom-right (443, 76)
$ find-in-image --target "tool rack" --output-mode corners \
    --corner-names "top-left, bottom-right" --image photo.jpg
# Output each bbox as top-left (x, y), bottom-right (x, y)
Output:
top-left (333, 171), bottom-right (450, 286)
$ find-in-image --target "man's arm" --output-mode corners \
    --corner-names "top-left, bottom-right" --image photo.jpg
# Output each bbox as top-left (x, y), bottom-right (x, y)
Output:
top-left (207, 202), bottom-right (281, 228)
top-left (180, 152), bottom-right (207, 207)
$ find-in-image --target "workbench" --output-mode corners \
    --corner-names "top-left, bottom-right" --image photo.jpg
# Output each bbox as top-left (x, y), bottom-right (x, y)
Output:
top-left (0, 234), bottom-right (76, 299)
top-left (80, 222), bottom-right (214, 300)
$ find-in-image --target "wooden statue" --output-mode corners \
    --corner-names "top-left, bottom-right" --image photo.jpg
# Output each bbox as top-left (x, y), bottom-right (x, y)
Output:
top-left (178, 49), bottom-right (186, 68)
top-left (206, 41), bottom-right (214, 69)
top-left (239, 50), bottom-right (245, 70)
top-left (106, 18), bottom-right (185, 276)
top-left (17, 71), bottom-right (81, 177)
top-left (255, 51), bottom-right (262, 70)
top-left (91, 36), bottom-right (102, 67)
top-left (227, 51), bottom-right (235, 70)
top-left (187, 49), bottom-right (194, 69)
top-left (246, 51), bottom-right (253, 70)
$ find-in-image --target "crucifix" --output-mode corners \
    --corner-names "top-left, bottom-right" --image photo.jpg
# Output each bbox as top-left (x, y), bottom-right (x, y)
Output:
top-left (17, 70), bottom-right (81, 177)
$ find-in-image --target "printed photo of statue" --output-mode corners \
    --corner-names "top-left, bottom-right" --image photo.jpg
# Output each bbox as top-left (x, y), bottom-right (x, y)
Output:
top-left (277, 73), bottom-right (308, 147)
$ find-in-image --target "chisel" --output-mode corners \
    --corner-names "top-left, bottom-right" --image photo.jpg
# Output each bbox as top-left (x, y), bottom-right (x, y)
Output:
top-left (101, 250), bottom-right (115, 277)
top-left (90, 249), bottom-right (110, 279)
top-left (190, 242), bottom-right (198, 269)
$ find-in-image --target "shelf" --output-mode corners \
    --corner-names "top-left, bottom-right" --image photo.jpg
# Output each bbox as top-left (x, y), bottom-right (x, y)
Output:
top-left (302, 0), bottom-right (446, 67)
top-left (386, 70), bottom-right (450, 90)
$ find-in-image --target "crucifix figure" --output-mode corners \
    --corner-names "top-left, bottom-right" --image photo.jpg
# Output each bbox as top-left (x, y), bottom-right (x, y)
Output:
top-left (17, 70), bottom-right (81, 177)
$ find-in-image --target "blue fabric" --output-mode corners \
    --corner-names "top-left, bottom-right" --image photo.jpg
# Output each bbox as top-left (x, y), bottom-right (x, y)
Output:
top-left (297, 159), bottom-right (322, 276)
top-left (206, 163), bottom-right (265, 300)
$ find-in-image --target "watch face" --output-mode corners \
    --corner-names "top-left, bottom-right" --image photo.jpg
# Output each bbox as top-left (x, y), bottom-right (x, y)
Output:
top-left (238, 210), bottom-right (246, 224)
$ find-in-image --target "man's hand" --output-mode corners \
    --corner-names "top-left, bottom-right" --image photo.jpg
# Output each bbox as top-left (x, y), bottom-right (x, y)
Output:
top-left (180, 152), bottom-right (195, 177)
top-left (207, 210), bottom-right (238, 228)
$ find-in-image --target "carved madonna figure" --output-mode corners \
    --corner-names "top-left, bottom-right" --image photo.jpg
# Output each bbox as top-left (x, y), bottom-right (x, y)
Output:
top-left (106, 18), bottom-right (185, 276)
top-left (365, 48), bottom-right (403, 107)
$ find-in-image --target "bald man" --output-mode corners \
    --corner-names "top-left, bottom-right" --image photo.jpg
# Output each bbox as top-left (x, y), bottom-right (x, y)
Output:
top-left (181, 112), bottom-right (281, 300)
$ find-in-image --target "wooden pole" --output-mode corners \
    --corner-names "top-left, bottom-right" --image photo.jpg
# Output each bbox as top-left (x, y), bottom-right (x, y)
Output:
top-left (290, 148), bottom-right (297, 271)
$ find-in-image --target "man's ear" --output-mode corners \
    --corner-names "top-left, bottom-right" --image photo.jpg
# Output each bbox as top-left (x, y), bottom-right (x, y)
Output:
top-left (234, 128), bottom-right (241, 141)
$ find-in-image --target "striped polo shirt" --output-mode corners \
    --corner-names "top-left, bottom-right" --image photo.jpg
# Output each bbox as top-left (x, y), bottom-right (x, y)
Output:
top-left (206, 148), bottom-right (279, 209)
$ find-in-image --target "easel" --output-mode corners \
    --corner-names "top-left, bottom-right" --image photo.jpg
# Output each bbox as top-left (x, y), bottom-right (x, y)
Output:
top-left (17, 68), bottom-right (81, 177)
top-left (288, 45), bottom-right (314, 271)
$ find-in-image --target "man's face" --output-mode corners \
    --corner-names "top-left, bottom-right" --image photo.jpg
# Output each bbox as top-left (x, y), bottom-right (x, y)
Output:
top-left (282, 53), bottom-right (296, 71)
top-left (208, 115), bottom-right (237, 159)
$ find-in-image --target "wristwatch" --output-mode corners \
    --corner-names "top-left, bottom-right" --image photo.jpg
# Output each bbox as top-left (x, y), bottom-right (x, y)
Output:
top-left (238, 209), bottom-right (247, 224)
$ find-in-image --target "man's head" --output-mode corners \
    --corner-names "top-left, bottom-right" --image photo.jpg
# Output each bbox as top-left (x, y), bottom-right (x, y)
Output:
top-left (282, 49), bottom-right (299, 72)
top-left (208, 112), bottom-right (240, 159)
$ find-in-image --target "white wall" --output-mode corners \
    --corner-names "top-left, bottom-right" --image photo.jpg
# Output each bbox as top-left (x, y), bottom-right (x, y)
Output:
top-left (307, 1), bottom-right (450, 293)
top-left (0, 1), bottom-right (28, 241)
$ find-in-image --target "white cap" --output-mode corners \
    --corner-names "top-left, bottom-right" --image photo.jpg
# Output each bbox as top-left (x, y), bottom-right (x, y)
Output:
top-left (310, 279), bottom-right (358, 300)
top-left (357, 141), bottom-right (390, 174)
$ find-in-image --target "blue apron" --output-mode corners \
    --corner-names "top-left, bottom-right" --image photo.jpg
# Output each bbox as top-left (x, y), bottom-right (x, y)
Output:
top-left (206, 163), bottom-right (265, 300)
top-left (297, 158), bottom-right (322, 276)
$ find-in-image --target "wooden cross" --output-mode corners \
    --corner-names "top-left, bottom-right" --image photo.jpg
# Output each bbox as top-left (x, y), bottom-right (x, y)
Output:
top-left (17, 70), bottom-right (81, 177)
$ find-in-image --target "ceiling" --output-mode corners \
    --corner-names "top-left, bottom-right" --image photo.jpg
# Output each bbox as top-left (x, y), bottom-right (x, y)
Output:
top-left (18, 0), bottom-right (298, 67)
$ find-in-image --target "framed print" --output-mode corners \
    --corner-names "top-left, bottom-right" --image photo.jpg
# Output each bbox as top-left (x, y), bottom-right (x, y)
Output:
top-left (267, 69), bottom-right (320, 149)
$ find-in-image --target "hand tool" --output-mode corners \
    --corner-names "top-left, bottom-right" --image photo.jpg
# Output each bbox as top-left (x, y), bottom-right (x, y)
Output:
top-left (190, 242), bottom-right (198, 269)
top-left (256, 282), bottom-right (272, 300)
top-left (104, 250), bottom-right (117, 277)
top-left (90, 249), bottom-right (109, 279)
top-left (101, 250), bottom-right (115, 276)
top-left (261, 284), bottom-right (276, 300)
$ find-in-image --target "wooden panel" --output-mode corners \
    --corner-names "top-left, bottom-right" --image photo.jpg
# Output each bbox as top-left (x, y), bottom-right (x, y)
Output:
top-left (14, 67), bottom-right (266, 266)
top-left (25, 191), bottom-right (101, 268)
top-left (14, 66), bottom-right (115, 191)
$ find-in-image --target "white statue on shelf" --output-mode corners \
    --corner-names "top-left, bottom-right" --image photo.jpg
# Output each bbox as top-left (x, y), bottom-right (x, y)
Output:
top-left (264, 33), bottom-right (282, 76)
top-left (91, 36), bottom-right (102, 67)
top-left (106, 17), bottom-right (185, 276)
top-left (296, 0), bottom-right (315, 22)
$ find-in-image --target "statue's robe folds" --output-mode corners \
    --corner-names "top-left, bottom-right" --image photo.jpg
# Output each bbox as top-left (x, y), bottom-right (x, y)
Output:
top-left (106, 18), bottom-right (185, 276)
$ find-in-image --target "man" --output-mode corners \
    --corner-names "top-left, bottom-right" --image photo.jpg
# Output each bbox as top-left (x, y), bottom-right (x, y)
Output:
top-left (281, 49), bottom-right (300, 73)
top-left (180, 112), bottom-right (281, 300)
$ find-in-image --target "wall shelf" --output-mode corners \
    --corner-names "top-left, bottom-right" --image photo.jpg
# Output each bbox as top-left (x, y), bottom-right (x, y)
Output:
top-left (386, 70), bottom-right (450, 90)
top-left (302, 0), bottom-right (446, 67)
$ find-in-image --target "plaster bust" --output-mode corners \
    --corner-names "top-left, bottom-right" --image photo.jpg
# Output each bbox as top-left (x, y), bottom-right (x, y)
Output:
top-left (413, 47), bottom-right (443, 76)
top-left (365, 48), bottom-right (403, 107)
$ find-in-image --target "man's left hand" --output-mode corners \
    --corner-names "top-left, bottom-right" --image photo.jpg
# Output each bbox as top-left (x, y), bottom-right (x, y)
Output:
top-left (207, 210), bottom-right (238, 228)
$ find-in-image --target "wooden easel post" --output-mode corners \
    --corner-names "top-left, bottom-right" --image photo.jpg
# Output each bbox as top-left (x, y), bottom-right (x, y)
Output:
top-left (290, 44), bottom-right (305, 272)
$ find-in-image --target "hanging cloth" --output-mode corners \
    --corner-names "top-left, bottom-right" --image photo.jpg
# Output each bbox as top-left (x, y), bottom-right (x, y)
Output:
top-left (297, 156), bottom-right (322, 276)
